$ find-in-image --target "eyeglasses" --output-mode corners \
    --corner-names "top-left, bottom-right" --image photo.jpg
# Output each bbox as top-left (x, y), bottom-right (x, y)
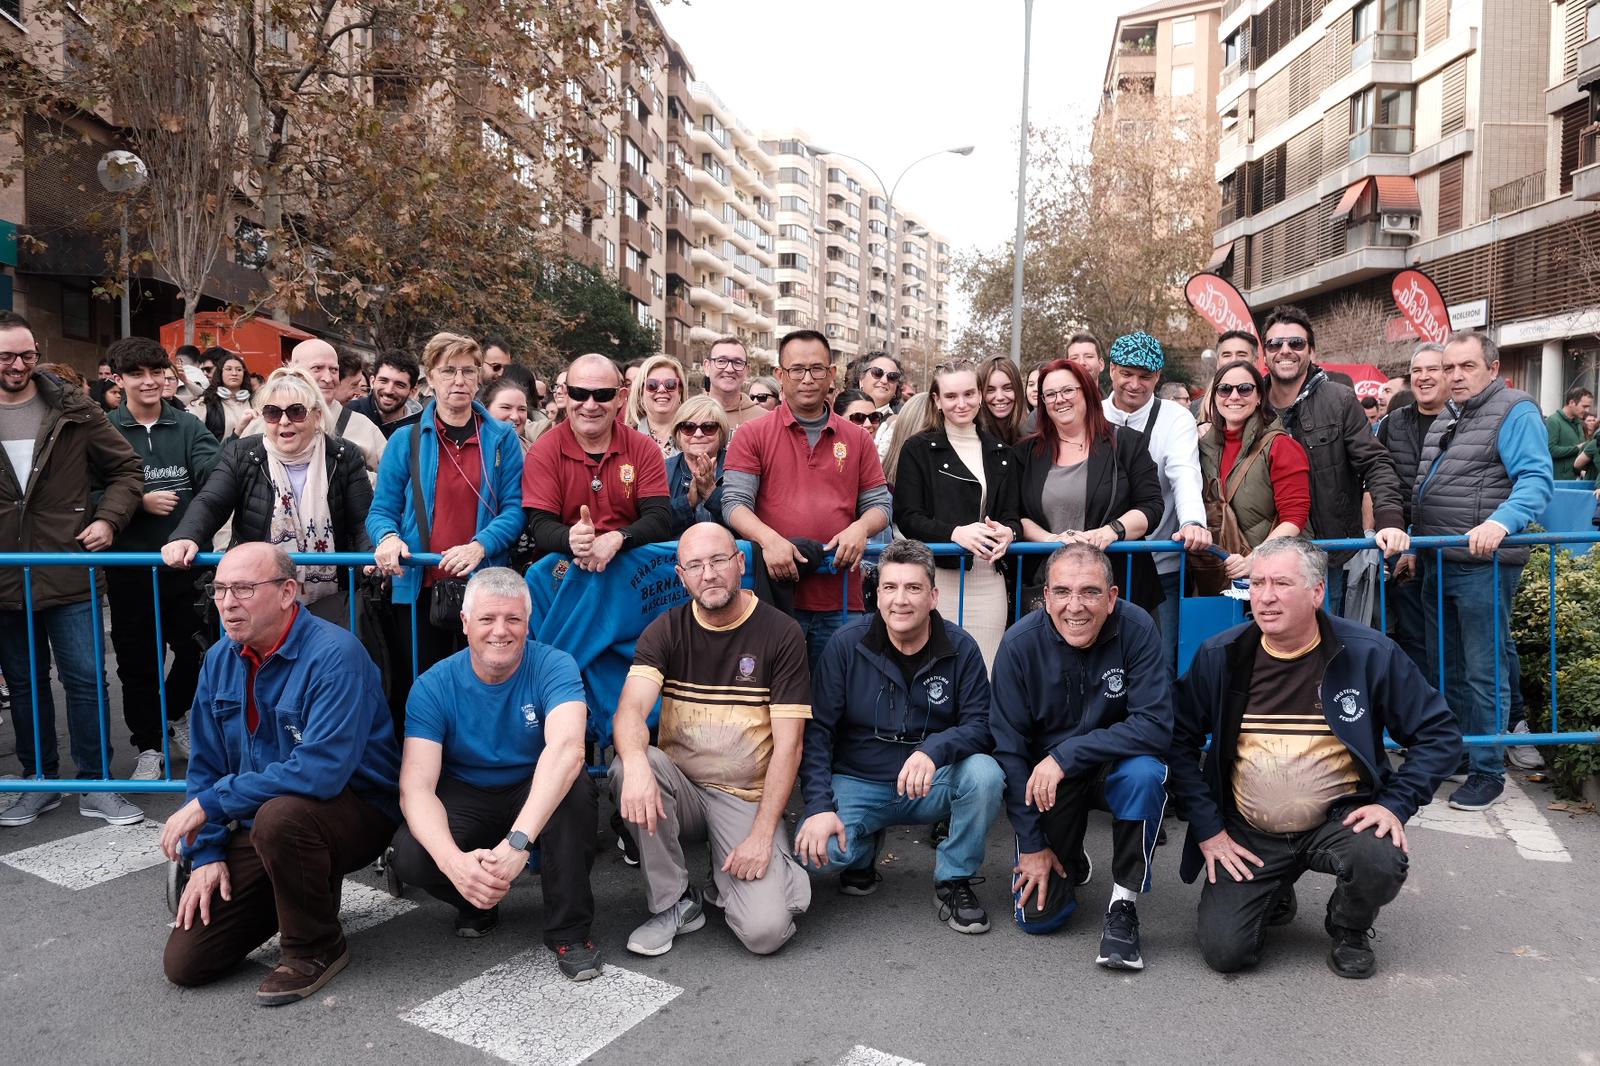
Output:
top-left (864, 366), bottom-right (903, 384)
top-left (677, 552), bottom-right (737, 576)
top-left (644, 378), bottom-right (680, 394)
top-left (750, 392), bottom-right (776, 404)
top-left (1215, 382), bottom-right (1257, 397)
top-left (204, 578), bottom-right (290, 601)
top-left (261, 404), bottom-right (310, 424)
top-left (781, 364), bottom-right (830, 381)
top-left (1046, 587), bottom-right (1105, 605)
top-left (0, 350), bottom-right (40, 367)
top-left (708, 355), bottom-right (749, 371)
top-left (433, 365), bottom-right (478, 380)
top-left (1263, 336), bottom-right (1309, 353)
top-left (675, 420), bottom-right (722, 438)
top-left (1041, 386), bottom-right (1081, 405)
top-left (566, 385), bottom-right (619, 403)
top-left (846, 411), bottom-right (885, 426)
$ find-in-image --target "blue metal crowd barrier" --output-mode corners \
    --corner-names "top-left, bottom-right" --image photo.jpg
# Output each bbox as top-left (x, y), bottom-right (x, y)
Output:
top-left (1, 532), bottom-right (1597, 798)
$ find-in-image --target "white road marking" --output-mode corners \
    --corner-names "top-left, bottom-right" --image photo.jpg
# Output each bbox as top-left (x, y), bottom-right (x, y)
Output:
top-left (837, 1047), bottom-right (927, 1066)
top-left (401, 949), bottom-right (682, 1066)
top-left (250, 879), bottom-right (417, 967)
top-left (0, 822), bottom-right (166, 890)
top-left (1409, 778), bottom-right (1570, 862)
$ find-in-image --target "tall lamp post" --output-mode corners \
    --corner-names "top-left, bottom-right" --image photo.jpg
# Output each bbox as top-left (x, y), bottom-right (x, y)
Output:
top-left (1010, 0), bottom-right (1034, 366)
top-left (808, 143), bottom-right (973, 359)
top-left (97, 150), bottom-right (148, 339)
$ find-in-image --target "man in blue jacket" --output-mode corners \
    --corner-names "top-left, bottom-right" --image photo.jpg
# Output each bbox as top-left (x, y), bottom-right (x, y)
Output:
top-left (990, 543), bottom-right (1172, 971)
top-left (795, 538), bottom-right (1005, 934)
top-left (159, 542), bottom-right (400, 1005)
top-left (1171, 537), bottom-right (1460, 980)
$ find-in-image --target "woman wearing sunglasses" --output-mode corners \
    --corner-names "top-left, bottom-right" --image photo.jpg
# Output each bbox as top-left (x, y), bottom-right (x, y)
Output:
top-left (665, 394), bottom-right (732, 534)
top-left (627, 354), bottom-right (688, 459)
top-left (748, 376), bottom-right (781, 413)
top-left (1192, 360), bottom-right (1311, 591)
top-left (854, 353), bottom-right (904, 459)
top-left (164, 367), bottom-right (372, 624)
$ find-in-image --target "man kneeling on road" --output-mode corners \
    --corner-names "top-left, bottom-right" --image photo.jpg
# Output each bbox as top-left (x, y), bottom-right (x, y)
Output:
top-left (794, 538), bottom-right (1004, 933)
top-left (990, 543), bottom-right (1172, 971)
top-left (1172, 537), bottom-right (1460, 979)
top-left (160, 543), bottom-right (400, 1005)
top-left (612, 522), bottom-right (813, 956)
top-left (385, 567), bottom-right (603, 981)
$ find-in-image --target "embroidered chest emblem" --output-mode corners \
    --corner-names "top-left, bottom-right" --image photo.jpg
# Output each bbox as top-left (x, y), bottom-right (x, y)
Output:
top-left (736, 654), bottom-right (757, 681)
top-left (620, 463), bottom-right (635, 498)
top-left (521, 704), bottom-right (541, 729)
top-left (552, 559), bottom-right (570, 587)
top-left (832, 441), bottom-right (848, 472)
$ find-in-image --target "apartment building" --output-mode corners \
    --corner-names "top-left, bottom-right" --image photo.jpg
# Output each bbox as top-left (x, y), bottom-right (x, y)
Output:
top-left (1103, 0), bottom-right (1226, 105)
top-left (1208, 0), bottom-right (1600, 405)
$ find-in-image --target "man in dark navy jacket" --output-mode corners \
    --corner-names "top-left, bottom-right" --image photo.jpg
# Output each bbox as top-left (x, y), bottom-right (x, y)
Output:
top-left (1171, 537), bottom-right (1459, 980)
top-left (991, 543), bottom-right (1172, 971)
top-left (795, 538), bottom-right (1004, 934)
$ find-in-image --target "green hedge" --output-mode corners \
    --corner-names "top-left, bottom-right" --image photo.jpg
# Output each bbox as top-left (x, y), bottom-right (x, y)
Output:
top-left (1511, 540), bottom-right (1600, 799)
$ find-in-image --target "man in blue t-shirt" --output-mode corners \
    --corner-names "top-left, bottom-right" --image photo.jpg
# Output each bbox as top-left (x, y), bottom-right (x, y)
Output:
top-left (386, 567), bottom-right (602, 981)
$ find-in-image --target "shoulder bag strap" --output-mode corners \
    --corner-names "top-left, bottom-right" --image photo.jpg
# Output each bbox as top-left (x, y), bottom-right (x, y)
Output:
top-left (410, 423), bottom-right (432, 552)
top-left (1221, 429), bottom-right (1279, 507)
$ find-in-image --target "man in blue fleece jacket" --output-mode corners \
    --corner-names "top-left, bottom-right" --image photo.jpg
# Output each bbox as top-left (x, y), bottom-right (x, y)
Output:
top-left (795, 538), bottom-right (1005, 934)
top-left (1171, 538), bottom-right (1460, 980)
top-left (159, 543), bottom-right (400, 1006)
top-left (990, 543), bottom-right (1172, 971)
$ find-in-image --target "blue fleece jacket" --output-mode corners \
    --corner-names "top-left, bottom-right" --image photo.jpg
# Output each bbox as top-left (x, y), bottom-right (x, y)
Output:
top-left (801, 611), bottom-right (993, 817)
top-left (184, 609), bottom-right (401, 869)
top-left (365, 400), bottom-right (525, 604)
top-left (989, 601), bottom-right (1173, 853)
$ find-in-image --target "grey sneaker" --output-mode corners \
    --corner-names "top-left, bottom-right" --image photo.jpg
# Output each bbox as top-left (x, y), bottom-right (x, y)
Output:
top-left (0, 790), bottom-right (62, 827)
top-left (169, 719), bottom-right (191, 760)
top-left (131, 750), bottom-right (165, 781)
top-left (1505, 722), bottom-right (1544, 771)
top-left (79, 791), bottom-right (144, 825)
top-left (626, 886), bottom-right (706, 956)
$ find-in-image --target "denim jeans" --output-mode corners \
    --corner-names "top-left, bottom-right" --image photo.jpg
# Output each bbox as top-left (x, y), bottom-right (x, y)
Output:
top-left (1385, 565), bottom-right (1430, 677)
top-left (1422, 557), bottom-right (1522, 779)
top-left (1155, 569), bottom-right (1181, 679)
top-left (1323, 565), bottom-right (1347, 616)
top-left (794, 608), bottom-right (852, 668)
top-left (0, 600), bottom-right (109, 779)
top-left (804, 754), bottom-right (1005, 882)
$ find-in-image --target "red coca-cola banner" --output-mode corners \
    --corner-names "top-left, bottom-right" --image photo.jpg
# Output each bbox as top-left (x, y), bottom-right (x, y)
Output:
top-left (1391, 269), bottom-right (1453, 345)
top-left (1185, 272), bottom-right (1258, 343)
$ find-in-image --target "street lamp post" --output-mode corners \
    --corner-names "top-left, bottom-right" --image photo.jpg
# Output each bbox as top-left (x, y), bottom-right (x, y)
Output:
top-left (808, 143), bottom-right (973, 359)
top-left (97, 150), bottom-right (149, 339)
top-left (1010, 0), bottom-right (1034, 366)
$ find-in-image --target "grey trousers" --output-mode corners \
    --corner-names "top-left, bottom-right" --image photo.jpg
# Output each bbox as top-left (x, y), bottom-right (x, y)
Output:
top-left (610, 747), bottom-right (811, 955)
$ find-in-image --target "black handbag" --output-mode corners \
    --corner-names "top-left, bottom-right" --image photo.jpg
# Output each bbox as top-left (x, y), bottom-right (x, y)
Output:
top-left (409, 423), bottom-right (468, 628)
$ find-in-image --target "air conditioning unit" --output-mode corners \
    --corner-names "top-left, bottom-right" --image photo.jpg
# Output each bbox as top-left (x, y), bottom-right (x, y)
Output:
top-left (1380, 212), bottom-right (1420, 235)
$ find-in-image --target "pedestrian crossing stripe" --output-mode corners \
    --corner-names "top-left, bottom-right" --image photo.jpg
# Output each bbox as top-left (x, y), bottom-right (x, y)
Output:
top-left (838, 1047), bottom-right (927, 1066)
top-left (0, 821), bottom-right (166, 890)
top-left (249, 879), bottom-right (418, 967)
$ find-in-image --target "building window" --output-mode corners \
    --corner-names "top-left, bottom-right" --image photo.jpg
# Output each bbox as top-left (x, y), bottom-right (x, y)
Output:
top-left (1171, 15), bottom-right (1195, 47)
top-left (605, 183), bottom-right (617, 216)
top-left (606, 131), bottom-right (618, 162)
top-left (1349, 84), bottom-right (1414, 158)
top-left (604, 238), bottom-right (616, 271)
top-left (1171, 64), bottom-right (1195, 96)
top-left (60, 285), bottom-right (93, 341)
top-left (778, 252), bottom-right (809, 271)
top-left (1352, 0), bottom-right (1417, 60)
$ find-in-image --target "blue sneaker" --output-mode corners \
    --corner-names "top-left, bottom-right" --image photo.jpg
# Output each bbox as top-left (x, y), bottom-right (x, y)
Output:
top-left (1448, 773), bottom-right (1504, 811)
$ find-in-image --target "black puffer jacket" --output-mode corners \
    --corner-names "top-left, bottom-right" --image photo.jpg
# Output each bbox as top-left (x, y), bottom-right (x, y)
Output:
top-left (170, 433), bottom-right (373, 552)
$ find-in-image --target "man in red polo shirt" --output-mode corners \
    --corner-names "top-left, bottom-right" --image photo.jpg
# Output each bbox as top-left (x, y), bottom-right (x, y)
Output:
top-left (523, 353), bottom-right (672, 571)
top-left (723, 329), bottom-right (890, 663)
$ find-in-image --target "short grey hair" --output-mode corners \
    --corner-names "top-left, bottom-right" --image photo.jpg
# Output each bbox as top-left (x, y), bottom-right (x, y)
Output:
top-left (1251, 536), bottom-right (1326, 587)
top-left (1446, 330), bottom-right (1498, 366)
top-left (1045, 543), bottom-right (1115, 588)
top-left (878, 538), bottom-right (936, 584)
top-left (462, 567), bottom-right (532, 617)
top-left (265, 543), bottom-right (297, 582)
top-left (1410, 341), bottom-right (1445, 360)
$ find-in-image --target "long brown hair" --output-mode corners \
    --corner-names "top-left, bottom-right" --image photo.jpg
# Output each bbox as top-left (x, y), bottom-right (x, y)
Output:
top-left (1025, 358), bottom-right (1111, 456)
top-left (1206, 359), bottom-right (1271, 438)
top-left (976, 355), bottom-right (1027, 443)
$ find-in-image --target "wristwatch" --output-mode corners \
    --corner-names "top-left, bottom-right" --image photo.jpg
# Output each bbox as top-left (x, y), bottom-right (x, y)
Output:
top-left (1108, 519), bottom-right (1127, 541)
top-left (506, 830), bottom-right (530, 852)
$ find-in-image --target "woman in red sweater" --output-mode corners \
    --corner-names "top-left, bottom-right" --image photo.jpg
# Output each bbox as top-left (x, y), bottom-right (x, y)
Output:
top-left (1196, 360), bottom-right (1311, 582)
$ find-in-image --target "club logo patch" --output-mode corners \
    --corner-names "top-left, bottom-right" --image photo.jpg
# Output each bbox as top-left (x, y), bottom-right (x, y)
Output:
top-left (620, 463), bottom-right (635, 498)
top-left (1333, 688), bottom-right (1367, 723)
top-left (521, 704), bottom-right (541, 730)
top-left (737, 654), bottom-right (757, 681)
top-left (1101, 668), bottom-right (1125, 698)
top-left (552, 559), bottom-right (569, 587)
top-left (284, 723), bottom-right (302, 745)
top-left (924, 675), bottom-right (949, 705)
top-left (833, 440), bottom-right (848, 472)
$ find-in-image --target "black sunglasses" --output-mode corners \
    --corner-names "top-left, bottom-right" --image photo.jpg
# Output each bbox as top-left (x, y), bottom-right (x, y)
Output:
top-left (566, 385), bottom-right (619, 404)
top-left (675, 420), bottom-right (722, 437)
top-left (750, 392), bottom-right (776, 403)
top-left (865, 366), bottom-right (903, 384)
top-left (846, 411), bottom-right (885, 426)
top-left (261, 403), bottom-right (310, 424)
top-left (1215, 382), bottom-right (1257, 397)
top-left (1263, 336), bottom-right (1308, 352)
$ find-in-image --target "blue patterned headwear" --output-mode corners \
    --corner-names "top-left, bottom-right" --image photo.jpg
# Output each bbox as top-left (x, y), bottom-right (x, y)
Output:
top-left (1108, 331), bottom-right (1165, 372)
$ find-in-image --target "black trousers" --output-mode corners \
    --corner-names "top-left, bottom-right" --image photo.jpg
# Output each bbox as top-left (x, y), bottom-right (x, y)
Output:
top-left (1034, 756), bottom-right (1167, 894)
top-left (389, 772), bottom-right (598, 946)
top-left (1196, 803), bottom-right (1409, 974)
top-left (105, 566), bottom-right (206, 752)
top-left (387, 585), bottom-right (467, 730)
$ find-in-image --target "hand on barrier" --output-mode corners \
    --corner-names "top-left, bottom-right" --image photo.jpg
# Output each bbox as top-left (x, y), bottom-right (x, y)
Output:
top-left (1392, 554), bottom-right (1416, 581)
top-left (896, 751), bottom-right (937, 800)
top-left (1175, 523), bottom-right (1214, 552)
top-left (446, 848), bottom-right (512, 911)
top-left (160, 798), bottom-right (209, 860)
top-left (1073, 526), bottom-right (1118, 551)
top-left (722, 828), bottom-right (774, 881)
top-left (1024, 755), bottom-right (1065, 812)
top-left (176, 860), bottom-right (232, 930)
top-left (1198, 828), bottom-right (1265, 884)
top-left (1373, 526), bottom-right (1411, 558)
top-left (952, 521), bottom-right (1005, 562)
top-left (162, 539), bottom-right (201, 569)
top-left (1465, 520), bottom-right (1508, 559)
top-left (438, 539), bottom-right (485, 577)
top-left (1342, 803), bottom-right (1409, 854)
top-left (795, 811), bottom-right (847, 868)
top-left (141, 490), bottom-right (181, 516)
top-left (75, 519), bottom-right (115, 552)
top-left (1012, 847), bottom-right (1065, 913)
top-left (374, 533), bottom-right (410, 575)
top-left (826, 521), bottom-right (870, 572)
top-left (619, 762), bottom-right (666, 835)
top-left (1224, 553), bottom-right (1251, 580)
top-left (761, 534), bottom-right (806, 583)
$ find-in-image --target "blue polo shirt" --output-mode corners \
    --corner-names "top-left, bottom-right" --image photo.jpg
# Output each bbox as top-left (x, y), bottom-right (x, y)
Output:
top-left (406, 640), bottom-right (586, 787)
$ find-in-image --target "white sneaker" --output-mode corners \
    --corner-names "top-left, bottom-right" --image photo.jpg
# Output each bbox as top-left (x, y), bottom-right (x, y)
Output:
top-left (169, 719), bottom-right (191, 760)
top-left (1505, 722), bottom-right (1544, 771)
top-left (131, 750), bottom-right (165, 781)
top-left (79, 792), bottom-right (144, 825)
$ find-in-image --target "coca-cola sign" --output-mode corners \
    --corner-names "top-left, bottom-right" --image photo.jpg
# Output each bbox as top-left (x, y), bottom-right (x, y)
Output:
top-left (1185, 273), bottom-right (1258, 343)
top-left (1391, 269), bottom-right (1453, 345)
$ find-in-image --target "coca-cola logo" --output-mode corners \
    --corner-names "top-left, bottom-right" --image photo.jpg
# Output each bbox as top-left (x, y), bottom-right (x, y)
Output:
top-left (1185, 274), bottom-right (1258, 341)
top-left (1391, 270), bottom-right (1452, 345)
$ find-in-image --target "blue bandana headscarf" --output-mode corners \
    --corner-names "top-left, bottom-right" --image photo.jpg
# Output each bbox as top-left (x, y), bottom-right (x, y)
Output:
top-left (1109, 331), bottom-right (1165, 372)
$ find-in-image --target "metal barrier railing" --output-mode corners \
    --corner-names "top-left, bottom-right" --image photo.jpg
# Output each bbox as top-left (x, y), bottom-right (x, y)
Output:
top-left (2, 532), bottom-right (1596, 796)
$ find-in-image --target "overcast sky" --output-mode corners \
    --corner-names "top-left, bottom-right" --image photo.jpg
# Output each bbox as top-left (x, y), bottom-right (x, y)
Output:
top-left (657, 0), bottom-right (1122, 279)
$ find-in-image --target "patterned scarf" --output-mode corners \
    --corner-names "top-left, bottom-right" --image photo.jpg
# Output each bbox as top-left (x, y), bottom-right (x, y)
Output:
top-left (261, 432), bottom-right (337, 604)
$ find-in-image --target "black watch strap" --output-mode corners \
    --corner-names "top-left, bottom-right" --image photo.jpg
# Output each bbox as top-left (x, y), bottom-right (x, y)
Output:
top-left (1109, 519), bottom-right (1127, 541)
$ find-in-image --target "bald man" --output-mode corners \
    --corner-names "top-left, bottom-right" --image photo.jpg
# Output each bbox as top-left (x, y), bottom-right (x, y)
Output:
top-left (521, 353), bottom-right (673, 572)
top-left (290, 339), bottom-right (387, 473)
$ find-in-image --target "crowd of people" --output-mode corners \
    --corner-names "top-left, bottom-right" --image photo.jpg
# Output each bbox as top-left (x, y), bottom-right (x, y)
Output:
top-left (0, 305), bottom-right (1564, 1002)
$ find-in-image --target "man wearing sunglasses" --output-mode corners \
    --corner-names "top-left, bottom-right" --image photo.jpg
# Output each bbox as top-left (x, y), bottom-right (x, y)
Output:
top-left (522, 353), bottom-right (672, 572)
top-left (702, 337), bottom-right (766, 429)
top-left (1260, 306), bottom-right (1407, 614)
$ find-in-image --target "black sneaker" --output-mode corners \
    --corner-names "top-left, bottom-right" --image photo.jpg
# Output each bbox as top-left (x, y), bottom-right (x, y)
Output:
top-left (553, 938), bottom-right (604, 981)
top-left (1446, 756), bottom-right (1470, 784)
top-left (1268, 883), bottom-right (1297, 927)
top-left (1448, 773), bottom-right (1504, 811)
top-left (1326, 921), bottom-right (1377, 979)
top-left (838, 829), bottom-right (885, 895)
top-left (1096, 899), bottom-right (1144, 970)
top-left (381, 845), bottom-right (403, 899)
top-left (934, 878), bottom-right (990, 934)
top-left (453, 906), bottom-right (499, 938)
top-left (612, 809), bottom-right (640, 866)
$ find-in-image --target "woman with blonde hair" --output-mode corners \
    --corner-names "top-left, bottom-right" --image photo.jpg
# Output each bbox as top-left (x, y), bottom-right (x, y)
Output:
top-left (880, 391), bottom-right (935, 487)
top-left (665, 393), bottom-right (733, 533)
top-left (626, 354), bottom-right (688, 458)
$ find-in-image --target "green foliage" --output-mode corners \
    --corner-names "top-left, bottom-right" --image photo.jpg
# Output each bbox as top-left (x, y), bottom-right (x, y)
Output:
top-left (534, 259), bottom-right (660, 368)
top-left (1511, 540), bottom-right (1600, 798)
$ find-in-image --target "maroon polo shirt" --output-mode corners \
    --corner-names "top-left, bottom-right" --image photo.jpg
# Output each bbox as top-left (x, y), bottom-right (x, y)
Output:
top-left (522, 419), bottom-right (669, 533)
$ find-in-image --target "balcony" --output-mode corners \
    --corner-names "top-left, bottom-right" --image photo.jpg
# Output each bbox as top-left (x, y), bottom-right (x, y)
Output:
top-left (1489, 171), bottom-right (1546, 215)
top-left (665, 294), bottom-right (692, 324)
top-left (688, 243), bottom-right (722, 271)
top-left (666, 245), bottom-right (691, 280)
top-left (619, 266), bottom-right (651, 305)
top-left (688, 283), bottom-right (730, 313)
top-left (620, 215), bottom-right (651, 253)
top-left (1577, 127), bottom-right (1600, 202)
top-left (622, 110), bottom-right (650, 153)
top-left (1351, 31), bottom-right (1417, 68)
top-left (691, 205), bottom-right (731, 240)
top-left (619, 162), bottom-right (650, 199)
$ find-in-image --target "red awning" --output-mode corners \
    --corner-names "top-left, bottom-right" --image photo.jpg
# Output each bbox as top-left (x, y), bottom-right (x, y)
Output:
top-left (1374, 175), bottom-right (1421, 215)
top-left (1330, 178), bottom-right (1373, 222)
top-left (1204, 241), bottom-right (1234, 271)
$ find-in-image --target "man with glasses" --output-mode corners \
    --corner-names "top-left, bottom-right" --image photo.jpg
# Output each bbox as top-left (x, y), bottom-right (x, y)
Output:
top-left (160, 542), bottom-right (400, 1004)
top-left (522, 353), bottom-right (672, 572)
top-left (991, 543), bottom-right (1172, 971)
top-left (724, 329), bottom-right (891, 663)
top-left (290, 338), bottom-right (387, 473)
top-left (611, 523), bottom-right (813, 956)
top-left (703, 336), bottom-right (766, 429)
top-left (1259, 305), bottom-right (1407, 614)
top-left (0, 311), bottom-right (146, 828)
